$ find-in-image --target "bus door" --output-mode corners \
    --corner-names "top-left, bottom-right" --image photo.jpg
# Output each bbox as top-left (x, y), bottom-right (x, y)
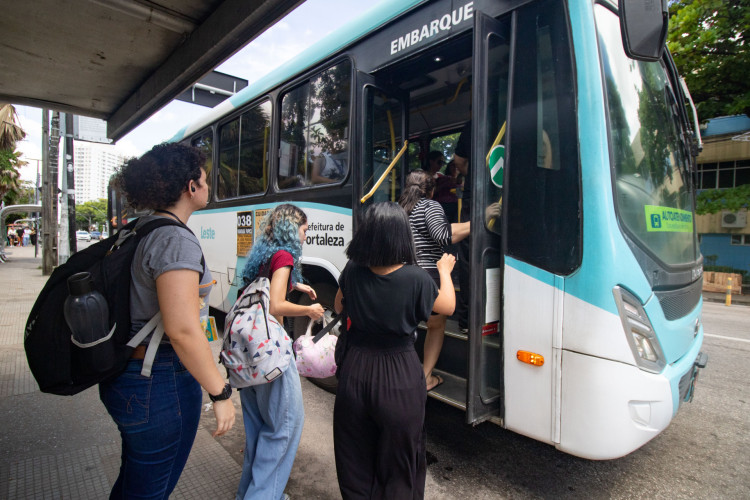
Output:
top-left (356, 71), bottom-right (408, 214)
top-left (465, 11), bottom-right (512, 425)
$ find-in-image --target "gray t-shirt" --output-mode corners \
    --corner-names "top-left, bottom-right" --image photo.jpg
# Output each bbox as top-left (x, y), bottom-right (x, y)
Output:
top-left (130, 215), bottom-right (213, 343)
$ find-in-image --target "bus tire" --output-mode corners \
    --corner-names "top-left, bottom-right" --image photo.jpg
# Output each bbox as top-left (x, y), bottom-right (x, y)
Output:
top-left (292, 282), bottom-right (339, 394)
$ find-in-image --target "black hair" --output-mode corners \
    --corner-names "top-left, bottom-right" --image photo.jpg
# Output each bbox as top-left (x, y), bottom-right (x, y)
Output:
top-left (112, 142), bottom-right (206, 210)
top-left (346, 202), bottom-right (416, 267)
top-left (427, 150), bottom-right (445, 163)
top-left (398, 170), bottom-right (435, 214)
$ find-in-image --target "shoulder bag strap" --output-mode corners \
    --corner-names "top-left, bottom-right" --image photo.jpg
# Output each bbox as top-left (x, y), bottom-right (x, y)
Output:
top-left (311, 312), bottom-right (343, 344)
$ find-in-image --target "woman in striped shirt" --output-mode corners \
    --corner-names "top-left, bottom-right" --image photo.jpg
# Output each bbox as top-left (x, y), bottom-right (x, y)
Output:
top-left (399, 169), bottom-right (471, 391)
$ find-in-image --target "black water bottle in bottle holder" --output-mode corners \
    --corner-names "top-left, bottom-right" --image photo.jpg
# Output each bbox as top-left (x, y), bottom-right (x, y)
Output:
top-left (64, 272), bottom-right (114, 372)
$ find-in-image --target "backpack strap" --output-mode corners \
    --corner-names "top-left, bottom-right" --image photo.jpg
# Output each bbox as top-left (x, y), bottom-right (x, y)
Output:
top-left (140, 322), bottom-right (165, 377)
top-left (125, 311), bottom-right (164, 377)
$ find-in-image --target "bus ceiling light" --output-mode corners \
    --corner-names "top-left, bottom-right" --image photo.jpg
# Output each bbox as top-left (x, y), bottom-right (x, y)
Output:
top-left (517, 350), bottom-right (544, 366)
top-left (613, 286), bottom-right (666, 373)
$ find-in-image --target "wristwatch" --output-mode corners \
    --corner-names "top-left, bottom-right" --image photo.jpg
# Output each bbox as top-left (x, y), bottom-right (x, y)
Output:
top-left (209, 383), bottom-right (232, 403)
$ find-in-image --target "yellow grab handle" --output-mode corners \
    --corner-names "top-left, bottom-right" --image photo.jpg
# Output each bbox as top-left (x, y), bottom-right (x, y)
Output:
top-left (485, 122), bottom-right (507, 166)
top-left (361, 141), bottom-right (409, 204)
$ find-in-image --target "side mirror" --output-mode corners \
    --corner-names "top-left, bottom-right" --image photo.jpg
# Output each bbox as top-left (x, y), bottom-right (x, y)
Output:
top-left (619, 0), bottom-right (669, 62)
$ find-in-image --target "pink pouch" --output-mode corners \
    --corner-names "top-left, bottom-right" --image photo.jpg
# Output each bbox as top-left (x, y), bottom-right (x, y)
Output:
top-left (293, 317), bottom-right (339, 378)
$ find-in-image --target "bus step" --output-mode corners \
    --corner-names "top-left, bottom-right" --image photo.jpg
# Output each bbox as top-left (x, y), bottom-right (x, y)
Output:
top-left (418, 319), bottom-right (468, 340)
top-left (427, 369), bottom-right (466, 410)
top-left (444, 319), bottom-right (468, 339)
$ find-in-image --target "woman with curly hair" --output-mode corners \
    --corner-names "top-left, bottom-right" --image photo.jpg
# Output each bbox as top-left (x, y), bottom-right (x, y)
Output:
top-left (102, 142), bottom-right (235, 499)
top-left (399, 169), bottom-right (470, 391)
top-left (236, 203), bottom-right (324, 500)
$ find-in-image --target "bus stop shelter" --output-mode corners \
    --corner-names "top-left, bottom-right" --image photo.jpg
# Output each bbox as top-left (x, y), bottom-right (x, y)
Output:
top-left (0, 0), bottom-right (303, 141)
top-left (0, 204), bottom-right (42, 257)
top-left (1, 0), bottom-right (302, 272)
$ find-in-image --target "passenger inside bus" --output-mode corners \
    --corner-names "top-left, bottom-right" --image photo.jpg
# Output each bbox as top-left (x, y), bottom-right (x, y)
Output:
top-left (311, 150), bottom-right (348, 184)
top-left (452, 122), bottom-right (502, 332)
top-left (428, 150), bottom-right (459, 224)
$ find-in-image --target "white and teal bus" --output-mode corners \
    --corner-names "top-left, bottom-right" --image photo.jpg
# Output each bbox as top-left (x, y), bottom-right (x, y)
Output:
top-left (160, 0), bottom-right (706, 459)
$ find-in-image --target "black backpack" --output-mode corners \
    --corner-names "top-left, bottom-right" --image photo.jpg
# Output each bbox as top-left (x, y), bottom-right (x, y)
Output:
top-left (24, 217), bottom-right (185, 395)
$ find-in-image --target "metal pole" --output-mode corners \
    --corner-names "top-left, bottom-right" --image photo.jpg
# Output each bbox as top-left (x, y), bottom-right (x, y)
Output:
top-left (64, 113), bottom-right (77, 255)
top-left (725, 277), bottom-right (732, 307)
top-left (58, 115), bottom-right (70, 263)
top-left (32, 158), bottom-right (40, 258)
top-left (41, 110), bottom-right (58, 275)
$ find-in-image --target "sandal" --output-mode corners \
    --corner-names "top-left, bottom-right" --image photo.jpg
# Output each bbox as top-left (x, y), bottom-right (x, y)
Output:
top-left (426, 374), bottom-right (444, 391)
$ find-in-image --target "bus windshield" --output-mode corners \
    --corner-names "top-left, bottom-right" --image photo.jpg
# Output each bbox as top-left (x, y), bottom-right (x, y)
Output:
top-left (596, 5), bottom-right (698, 267)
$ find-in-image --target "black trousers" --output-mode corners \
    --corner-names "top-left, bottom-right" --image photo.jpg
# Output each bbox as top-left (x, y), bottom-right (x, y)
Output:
top-left (333, 344), bottom-right (427, 500)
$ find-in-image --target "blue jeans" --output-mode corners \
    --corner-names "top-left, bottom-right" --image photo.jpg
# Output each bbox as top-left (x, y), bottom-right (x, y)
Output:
top-left (236, 361), bottom-right (304, 500)
top-left (99, 345), bottom-right (202, 499)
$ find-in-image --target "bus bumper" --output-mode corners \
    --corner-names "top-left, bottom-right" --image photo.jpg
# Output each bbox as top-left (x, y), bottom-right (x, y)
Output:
top-left (558, 336), bottom-right (706, 460)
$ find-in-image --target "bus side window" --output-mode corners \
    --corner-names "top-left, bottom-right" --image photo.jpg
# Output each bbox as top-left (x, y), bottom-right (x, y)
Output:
top-left (217, 99), bottom-right (272, 199)
top-left (278, 60), bottom-right (352, 189)
top-left (191, 130), bottom-right (213, 197)
top-left (505, 0), bottom-right (581, 275)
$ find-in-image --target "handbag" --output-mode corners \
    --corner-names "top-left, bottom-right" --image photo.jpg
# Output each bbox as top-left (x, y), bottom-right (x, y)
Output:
top-left (293, 313), bottom-right (343, 378)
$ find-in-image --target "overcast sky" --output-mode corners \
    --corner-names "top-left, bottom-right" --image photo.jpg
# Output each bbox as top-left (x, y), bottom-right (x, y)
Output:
top-left (14, 0), bottom-right (378, 182)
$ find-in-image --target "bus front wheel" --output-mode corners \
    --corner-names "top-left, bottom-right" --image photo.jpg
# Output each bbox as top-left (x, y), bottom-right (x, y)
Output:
top-left (292, 282), bottom-right (340, 394)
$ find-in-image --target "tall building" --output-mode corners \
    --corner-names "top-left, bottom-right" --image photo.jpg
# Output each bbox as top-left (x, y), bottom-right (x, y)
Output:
top-left (73, 141), bottom-right (129, 203)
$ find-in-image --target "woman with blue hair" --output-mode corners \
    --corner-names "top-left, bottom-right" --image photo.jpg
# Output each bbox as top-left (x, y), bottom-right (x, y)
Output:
top-left (236, 203), bottom-right (324, 500)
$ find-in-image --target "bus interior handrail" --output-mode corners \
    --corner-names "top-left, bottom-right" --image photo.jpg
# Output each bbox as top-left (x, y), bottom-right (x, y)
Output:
top-left (360, 141), bottom-right (409, 204)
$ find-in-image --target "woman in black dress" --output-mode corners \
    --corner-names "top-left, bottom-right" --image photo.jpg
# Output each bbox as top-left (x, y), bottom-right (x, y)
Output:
top-left (333, 202), bottom-right (456, 499)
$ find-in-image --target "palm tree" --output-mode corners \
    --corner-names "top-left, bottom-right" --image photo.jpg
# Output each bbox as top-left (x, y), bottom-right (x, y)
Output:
top-left (0, 150), bottom-right (25, 201)
top-left (0, 104), bottom-right (27, 204)
top-left (0, 104), bottom-right (26, 150)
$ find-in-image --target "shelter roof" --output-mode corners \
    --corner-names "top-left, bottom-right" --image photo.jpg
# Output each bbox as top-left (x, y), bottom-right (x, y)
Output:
top-left (0, 0), bottom-right (303, 142)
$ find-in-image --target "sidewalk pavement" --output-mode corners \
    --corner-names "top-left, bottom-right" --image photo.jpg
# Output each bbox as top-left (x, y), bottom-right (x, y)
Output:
top-left (0, 245), bottom-right (243, 498)
top-left (0, 244), bottom-right (343, 500)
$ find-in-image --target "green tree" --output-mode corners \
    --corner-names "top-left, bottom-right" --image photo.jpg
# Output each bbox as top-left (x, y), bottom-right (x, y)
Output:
top-left (0, 104), bottom-right (27, 203)
top-left (75, 198), bottom-right (108, 230)
top-left (667, 0), bottom-right (750, 118)
top-left (696, 184), bottom-right (750, 214)
top-left (0, 149), bottom-right (25, 202)
top-left (3, 180), bottom-right (35, 206)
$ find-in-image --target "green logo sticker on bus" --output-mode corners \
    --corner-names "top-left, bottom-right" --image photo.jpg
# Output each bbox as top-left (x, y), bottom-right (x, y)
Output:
top-left (644, 205), bottom-right (693, 232)
top-left (488, 145), bottom-right (504, 188)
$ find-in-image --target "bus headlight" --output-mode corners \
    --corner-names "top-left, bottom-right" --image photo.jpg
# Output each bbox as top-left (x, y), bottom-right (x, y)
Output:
top-left (613, 286), bottom-right (666, 373)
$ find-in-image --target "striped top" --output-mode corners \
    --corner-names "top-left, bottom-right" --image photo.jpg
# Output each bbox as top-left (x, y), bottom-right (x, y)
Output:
top-left (408, 198), bottom-right (452, 270)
